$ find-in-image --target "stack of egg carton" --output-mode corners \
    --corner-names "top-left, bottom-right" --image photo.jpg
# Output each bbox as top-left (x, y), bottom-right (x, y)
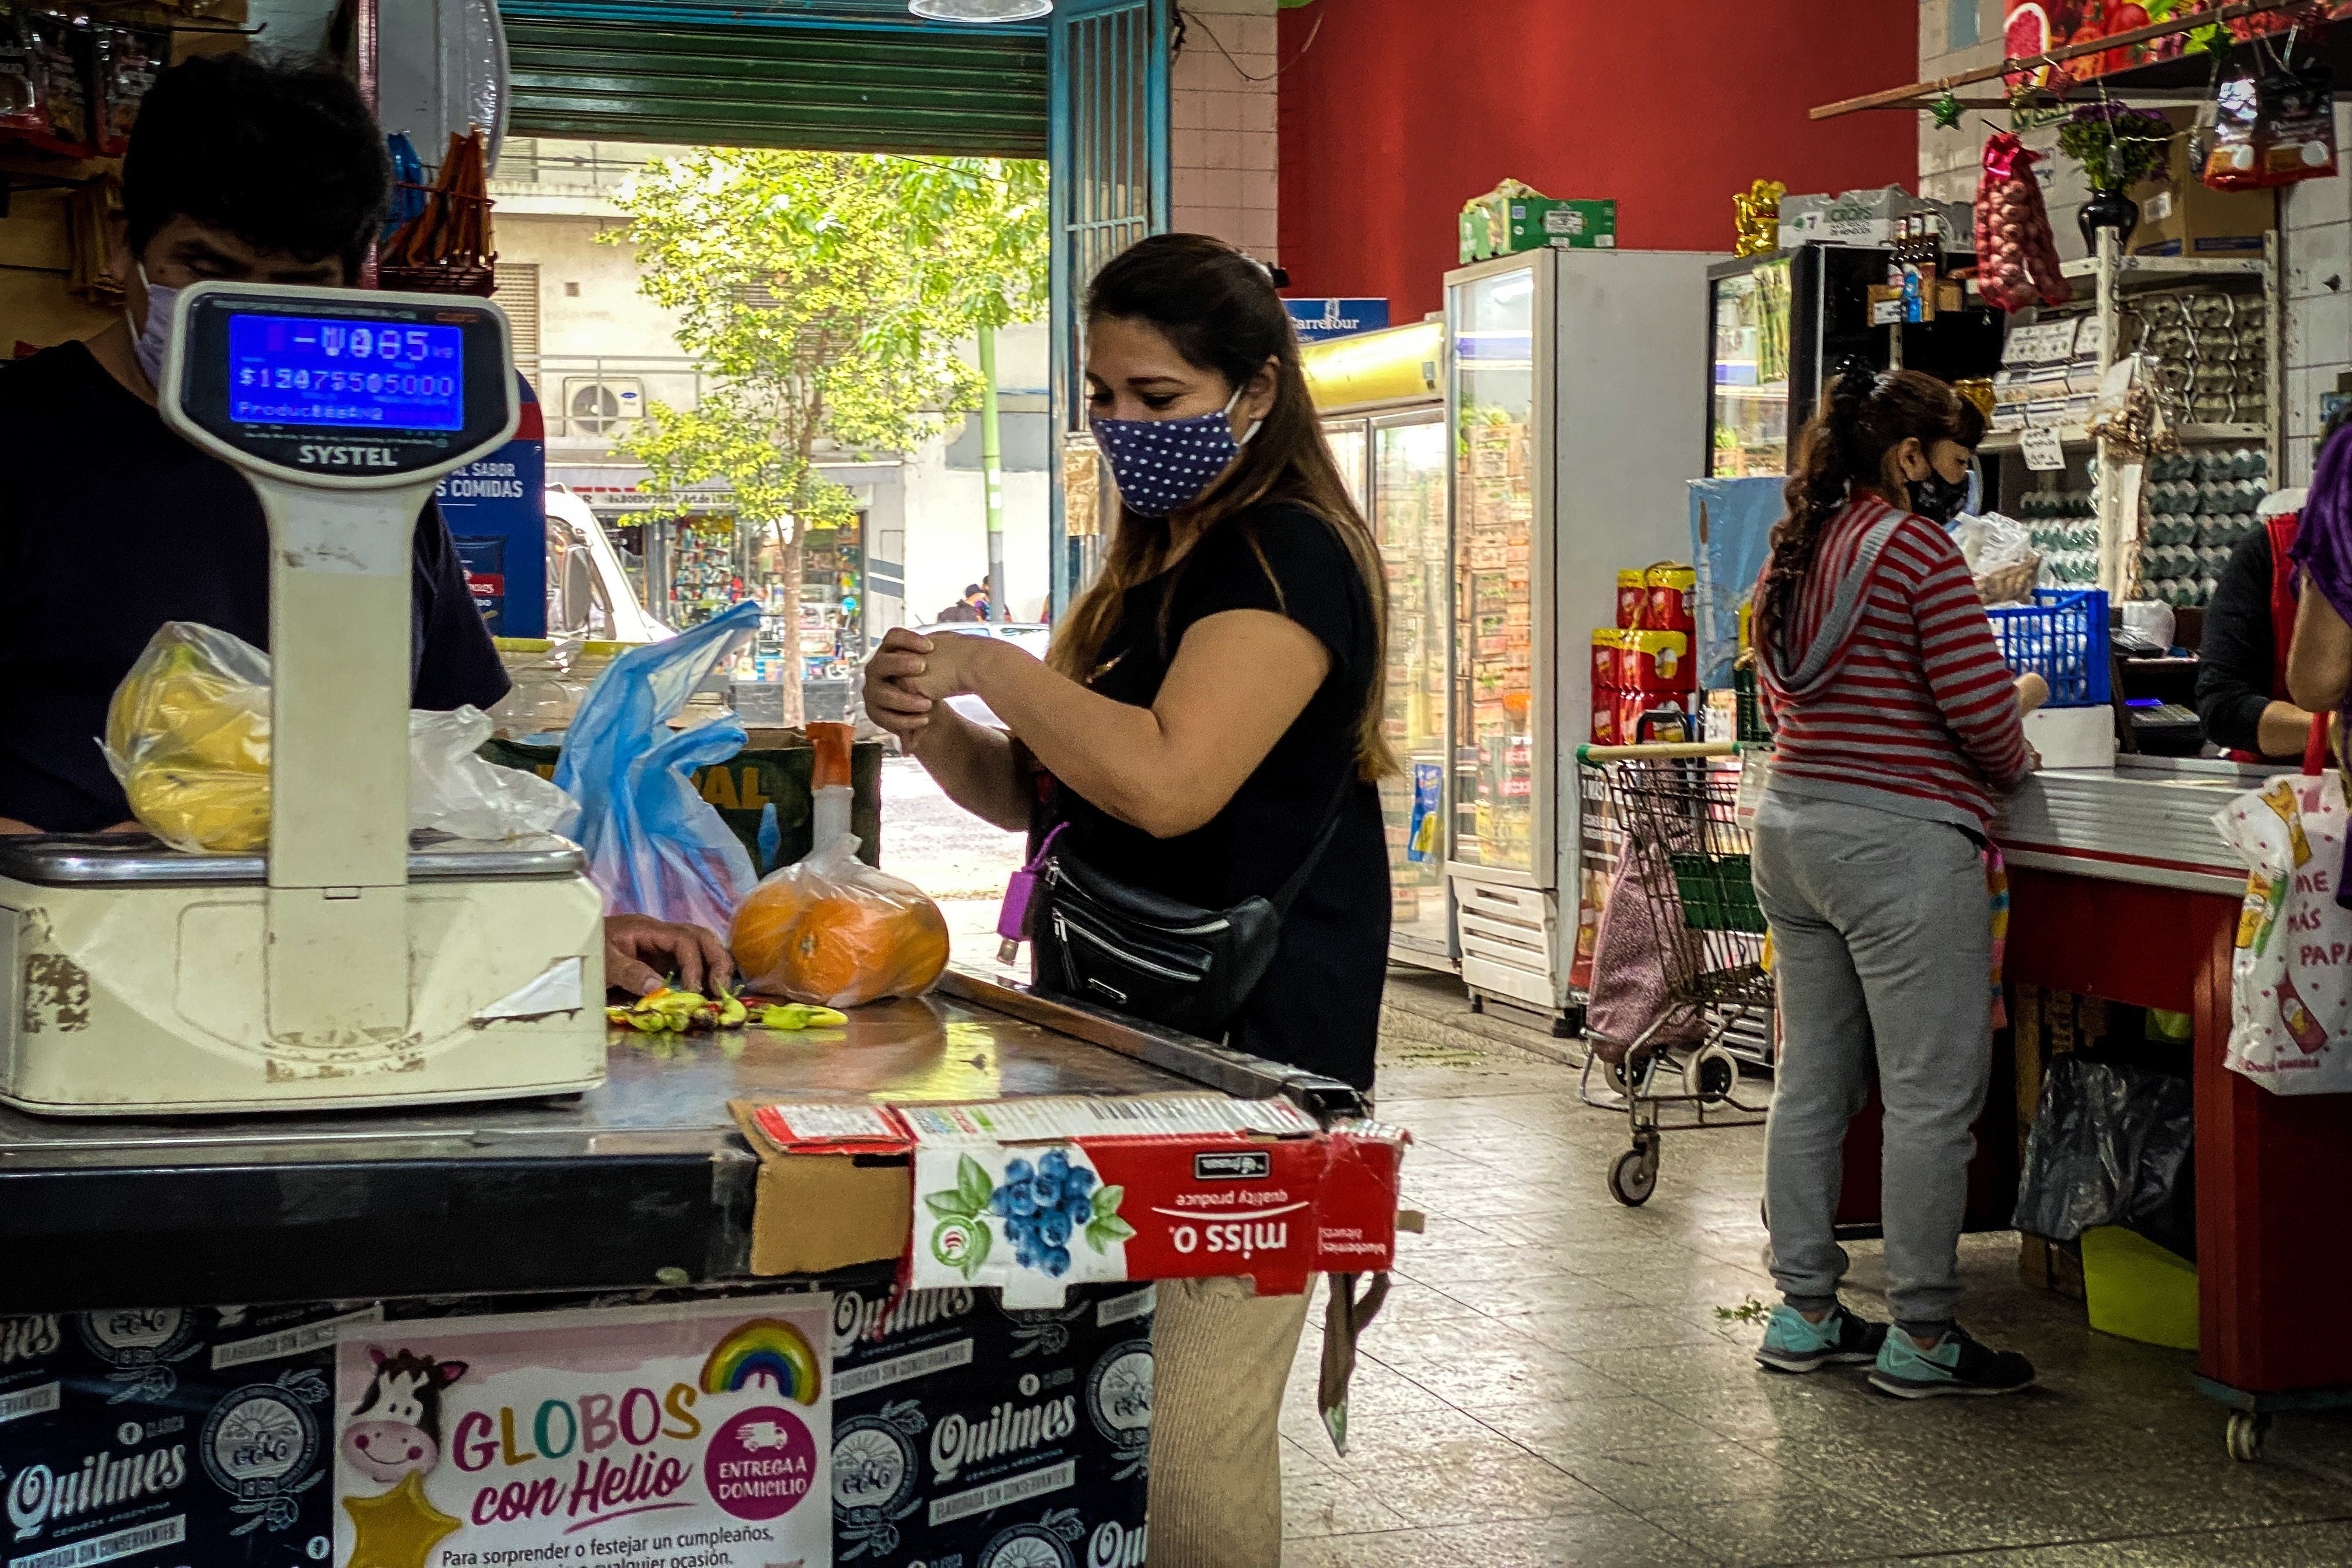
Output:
top-left (2018, 487), bottom-right (2100, 589)
top-left (2140, 446), bottom-right (2269, 607)
top-left (2114, 288), bottom-right (2269, 429)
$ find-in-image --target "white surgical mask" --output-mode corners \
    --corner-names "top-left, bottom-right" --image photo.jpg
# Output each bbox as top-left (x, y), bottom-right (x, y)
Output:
top-left (125, 264), bottom-right (183, 390)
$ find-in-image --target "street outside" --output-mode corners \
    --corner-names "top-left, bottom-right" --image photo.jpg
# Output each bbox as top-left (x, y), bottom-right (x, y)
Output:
top-left (878, 753), bottom-right (1028, 976)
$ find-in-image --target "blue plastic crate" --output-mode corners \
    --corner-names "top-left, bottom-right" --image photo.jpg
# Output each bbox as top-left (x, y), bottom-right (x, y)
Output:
top-left (1986, 589), bottom-right (2110, 707)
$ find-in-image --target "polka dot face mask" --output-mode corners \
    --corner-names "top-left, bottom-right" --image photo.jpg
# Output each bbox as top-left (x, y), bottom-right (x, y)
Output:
top-left (1089, 384), bottom-right (1258, 517)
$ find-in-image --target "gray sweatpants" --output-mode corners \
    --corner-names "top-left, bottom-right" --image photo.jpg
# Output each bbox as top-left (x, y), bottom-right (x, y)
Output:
top-left (1751, 791), bottom-right (1995, 1336)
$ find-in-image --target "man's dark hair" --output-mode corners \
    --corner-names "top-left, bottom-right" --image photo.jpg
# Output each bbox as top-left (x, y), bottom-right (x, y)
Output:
top-left (123, 54), bottom-right (390, 276)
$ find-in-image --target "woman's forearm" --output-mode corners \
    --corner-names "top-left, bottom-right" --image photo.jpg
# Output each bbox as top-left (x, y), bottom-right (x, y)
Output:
top-left (2288, 581), bottom-right (2352, 713)
top-left (965, 639), bottom-right (1198, 836)
top-left (909, 706), bottom-right (1033, 831)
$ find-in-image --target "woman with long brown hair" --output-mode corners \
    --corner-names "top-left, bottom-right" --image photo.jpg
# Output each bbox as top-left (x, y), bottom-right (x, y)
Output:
top-left (1748, 363), bottom-right (2038, 1400)
top-left (863, 232), bottom-right (1392, 1562)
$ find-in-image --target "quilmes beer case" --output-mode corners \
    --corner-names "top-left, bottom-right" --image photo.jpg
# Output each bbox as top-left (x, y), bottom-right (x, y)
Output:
top-left (831, 1282), bottom-right (1154, 1568)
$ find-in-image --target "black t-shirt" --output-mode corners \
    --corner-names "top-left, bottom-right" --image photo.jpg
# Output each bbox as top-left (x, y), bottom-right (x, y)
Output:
top-left (0, 341), bottom-right (510, 831)
top-left (2195, 524), bottom-right (2285, 756)
top-left (1042, 501), bottom-right (1391, 1089)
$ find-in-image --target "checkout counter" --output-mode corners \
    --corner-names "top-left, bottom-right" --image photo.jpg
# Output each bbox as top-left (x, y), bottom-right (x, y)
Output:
top-left (0, 284), bottom-right (1402, 1566)
top-left (1993, 755), bottom-right (2352, 1458)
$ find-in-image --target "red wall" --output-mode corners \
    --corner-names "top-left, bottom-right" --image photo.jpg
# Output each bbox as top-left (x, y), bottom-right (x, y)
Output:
top-left (1276, 0), bottom-right (1919, 320)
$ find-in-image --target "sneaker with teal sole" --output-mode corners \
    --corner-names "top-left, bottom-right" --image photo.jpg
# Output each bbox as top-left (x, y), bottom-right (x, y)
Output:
top-left (1868, 1325), bottom-right (2036, 1399)
top-left (1754, 1303), bottom-right (1888, 1374)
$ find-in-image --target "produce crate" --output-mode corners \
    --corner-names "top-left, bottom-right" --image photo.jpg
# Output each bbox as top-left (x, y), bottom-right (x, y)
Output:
top-left (1669, 849), bottom-right (1768, 934)
top-left (1987, 589), bottom-right (2111, 707)
top-left (482, 732), bottom-right (884, 877)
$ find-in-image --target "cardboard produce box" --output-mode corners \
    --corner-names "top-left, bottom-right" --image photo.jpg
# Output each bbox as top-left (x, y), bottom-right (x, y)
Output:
top-left (2130, 107), bottom-right (2277, 258)
top-left (1460, 187), bottom-right (1617, 262)
top-left (484, 729), bottom-right (884, 878)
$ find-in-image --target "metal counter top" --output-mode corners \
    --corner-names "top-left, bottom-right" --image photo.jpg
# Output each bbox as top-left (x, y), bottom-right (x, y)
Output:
top-left (0, 971), bottom-right (1353, 1312)
top-left (1993, 755), bottom-right (2260, 895)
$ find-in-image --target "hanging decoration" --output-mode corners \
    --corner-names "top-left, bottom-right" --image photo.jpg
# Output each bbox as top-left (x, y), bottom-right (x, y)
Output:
top-left (1732, 180), bottom-right (1786, 257)
top-left (1934, 89), bottom-right (1968, 128)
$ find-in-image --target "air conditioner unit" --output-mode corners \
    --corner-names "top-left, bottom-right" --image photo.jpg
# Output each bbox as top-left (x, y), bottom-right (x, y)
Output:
top-left (562, 377), bottom-right (644, 435)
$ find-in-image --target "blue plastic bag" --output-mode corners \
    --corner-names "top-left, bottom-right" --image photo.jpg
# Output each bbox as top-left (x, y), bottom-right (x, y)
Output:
top-left (382, 134), bottom-right (427, 247)
top-left (555, 600), bottom-right (760, 932)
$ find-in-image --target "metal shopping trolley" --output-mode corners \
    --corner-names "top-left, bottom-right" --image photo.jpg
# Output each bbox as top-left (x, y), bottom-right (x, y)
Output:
top-left (1575, 740), bottom-right (1773, 1206)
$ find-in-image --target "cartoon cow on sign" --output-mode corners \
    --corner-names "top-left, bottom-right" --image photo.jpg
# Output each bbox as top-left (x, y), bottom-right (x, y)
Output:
top-left (341, 1348), bottom-right (468, 1486)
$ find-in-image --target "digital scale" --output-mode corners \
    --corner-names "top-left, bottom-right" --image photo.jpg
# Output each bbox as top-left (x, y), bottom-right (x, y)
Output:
top-left (0, 283), bottom-right (606, 1115)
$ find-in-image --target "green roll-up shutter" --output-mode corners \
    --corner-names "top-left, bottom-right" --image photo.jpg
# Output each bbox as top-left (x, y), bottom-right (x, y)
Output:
top-left (498, 0), bottom-right (1049, 157)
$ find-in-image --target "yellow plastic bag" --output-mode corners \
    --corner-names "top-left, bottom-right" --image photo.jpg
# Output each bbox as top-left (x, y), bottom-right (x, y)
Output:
top-left (103, 622), bottom-right (577, 855)
top-left (104, 623), bottom-right (272, 852)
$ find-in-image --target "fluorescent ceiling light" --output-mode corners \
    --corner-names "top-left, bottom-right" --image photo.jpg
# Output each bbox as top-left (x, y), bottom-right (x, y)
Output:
top-left (909, 0), bottom-right (1052, 19)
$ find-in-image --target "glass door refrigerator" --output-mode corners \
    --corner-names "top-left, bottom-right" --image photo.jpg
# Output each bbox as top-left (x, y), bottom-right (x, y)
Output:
top-left (1446, 247), bottom-right (1724, 1028)
top-left (1706, 243), bottom-right (2006, 477)
top-left (1304, 319), bottom-right (1452, 971)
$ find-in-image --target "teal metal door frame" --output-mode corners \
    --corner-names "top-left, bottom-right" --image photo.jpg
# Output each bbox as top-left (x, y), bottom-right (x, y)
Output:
top-left (1048, 0), bottom-right (1170, 615)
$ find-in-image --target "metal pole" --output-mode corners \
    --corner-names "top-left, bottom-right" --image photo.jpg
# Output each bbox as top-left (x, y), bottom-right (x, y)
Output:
top-left (979, 318), bottom-right (1007, 622)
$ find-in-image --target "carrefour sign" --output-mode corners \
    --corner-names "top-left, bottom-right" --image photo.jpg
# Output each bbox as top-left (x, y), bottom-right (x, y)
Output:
top-left (1284, 298), bottom-right (1390, 342)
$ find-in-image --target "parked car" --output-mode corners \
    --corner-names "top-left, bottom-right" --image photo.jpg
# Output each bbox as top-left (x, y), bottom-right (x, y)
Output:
top-left (909, 621), bottom-right (1051, 729)
top-left (546, 487), bottom-right (673, 644)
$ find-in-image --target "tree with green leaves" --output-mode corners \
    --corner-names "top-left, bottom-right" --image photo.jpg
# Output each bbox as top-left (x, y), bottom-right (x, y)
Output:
top-left (610, 150), bottom-right (1048, 720)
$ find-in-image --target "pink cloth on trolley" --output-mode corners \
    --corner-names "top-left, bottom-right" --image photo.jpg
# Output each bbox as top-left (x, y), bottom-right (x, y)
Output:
top-left (1585, 844), bottom-right (1708, 1065)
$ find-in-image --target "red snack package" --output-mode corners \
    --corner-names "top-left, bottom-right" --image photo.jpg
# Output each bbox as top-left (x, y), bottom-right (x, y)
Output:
top-left (0, 8), bottom-right (44, 132)
top-left (2205, 71), bottom-right (2267, 191)
top-left (2262, 68), bottom-right (2338, 187)
top-left (24, 9), bottom-right (90, 156)
top-left (1591, 628), bottom-right (1625, 694)
top-left (1973, 134), bottom-right (2072, 313)
top-left (90, 23), bottom-right (163, 157)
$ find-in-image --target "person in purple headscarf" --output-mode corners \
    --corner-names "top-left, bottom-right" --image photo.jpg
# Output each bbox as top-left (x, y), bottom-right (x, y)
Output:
top-left (2287, 418), bottom-right (2352, 744)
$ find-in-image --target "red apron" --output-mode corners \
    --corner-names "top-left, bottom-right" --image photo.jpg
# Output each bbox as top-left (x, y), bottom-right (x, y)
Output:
top-left (2225, 510), bottom-right (2304, 764)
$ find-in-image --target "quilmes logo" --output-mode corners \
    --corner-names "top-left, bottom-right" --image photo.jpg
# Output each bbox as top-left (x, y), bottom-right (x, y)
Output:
top-left (0, 1317), bottom-right (60, 1368)
top-left (1084, 1341), bottom-right (1152, 1482)
top-left (79, 1309), bottom-right (202, 1404)
top-left (1192, 1151), bottom-right (1269, 1181)
top-left (296, 443), bottom-right (397, 468)
top-left (1089, 1520), bottom-right (1148, 1568)
top-left (830, 1288), bottom-right (974, 1354)
top-left (977, 1507), bottom-right (1084, 1568)
top-left (201, 1377), bottom-right (324, 1536)
top-left (5, 1438), bottom-right (190, 1541)
top-left (831, 1401), bottom-right (925, 1562)
top-left (929, 1395), bottom-right (1076, 1485)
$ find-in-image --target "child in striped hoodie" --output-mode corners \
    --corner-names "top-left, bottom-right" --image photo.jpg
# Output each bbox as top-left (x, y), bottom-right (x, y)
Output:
top-left (1748, 363), bottom-right (2039, 1400)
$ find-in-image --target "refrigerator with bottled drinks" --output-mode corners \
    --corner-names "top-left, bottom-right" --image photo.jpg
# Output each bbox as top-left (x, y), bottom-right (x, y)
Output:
top-left (1309, 320), bottom-right (1453, 971)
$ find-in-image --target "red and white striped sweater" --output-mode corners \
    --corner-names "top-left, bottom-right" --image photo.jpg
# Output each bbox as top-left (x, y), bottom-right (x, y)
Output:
top-left (1758, 495), bottom-right (2031, 831)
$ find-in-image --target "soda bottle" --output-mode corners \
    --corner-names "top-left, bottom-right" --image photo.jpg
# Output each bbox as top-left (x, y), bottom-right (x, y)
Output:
top-left (2259, 779), bottom-right (2314, 867)
top-left (2276, 971), bottom-right (2328, 1056)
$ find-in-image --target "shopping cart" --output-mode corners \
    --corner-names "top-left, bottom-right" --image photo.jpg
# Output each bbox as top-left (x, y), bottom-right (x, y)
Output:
top-left (1574, 740), bottom-right (1773, 1206)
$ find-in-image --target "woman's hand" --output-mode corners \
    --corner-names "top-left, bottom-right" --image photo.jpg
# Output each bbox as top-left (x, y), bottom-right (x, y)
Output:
top-left (898, 631), bottom-right (992, 703)
top-left (862, 627), bottom-right (936, 747)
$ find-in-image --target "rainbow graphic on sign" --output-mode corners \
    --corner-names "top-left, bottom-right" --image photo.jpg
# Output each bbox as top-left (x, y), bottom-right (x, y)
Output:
top-left (699, 1319), bottom-right (822, 1405)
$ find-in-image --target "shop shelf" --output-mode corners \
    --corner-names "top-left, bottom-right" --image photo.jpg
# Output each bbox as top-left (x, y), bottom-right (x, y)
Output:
top-left (1988, 589), bottom-right (2111, 708)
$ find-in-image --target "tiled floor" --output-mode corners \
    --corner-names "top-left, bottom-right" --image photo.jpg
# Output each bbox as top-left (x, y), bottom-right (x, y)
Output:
top-left (1280, 974), bottom-right (2352, 1566)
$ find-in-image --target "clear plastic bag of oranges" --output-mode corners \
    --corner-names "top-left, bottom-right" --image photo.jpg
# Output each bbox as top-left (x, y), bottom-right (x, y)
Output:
top-left (729, 835), bottom-right (950, 1007)
top-left (727, 722), bottom-right (949, 1008)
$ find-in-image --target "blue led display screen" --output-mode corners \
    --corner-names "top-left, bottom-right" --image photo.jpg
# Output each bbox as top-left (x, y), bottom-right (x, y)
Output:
top-left (227, 313), bottom-right (464, 430)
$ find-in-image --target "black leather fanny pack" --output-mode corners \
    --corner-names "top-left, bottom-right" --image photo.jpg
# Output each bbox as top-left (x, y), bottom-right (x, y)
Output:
top-left (1031, 775), bottom-right (1350, 1040)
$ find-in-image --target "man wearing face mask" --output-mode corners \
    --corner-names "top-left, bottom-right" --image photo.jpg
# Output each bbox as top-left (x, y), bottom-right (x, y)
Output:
top-left (0, 54), bottom-right (729, 998)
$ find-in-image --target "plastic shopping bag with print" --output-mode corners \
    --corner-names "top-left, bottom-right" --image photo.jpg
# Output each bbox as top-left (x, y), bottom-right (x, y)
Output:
top-left (2213, 771), bottom-right (2352, 1094)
